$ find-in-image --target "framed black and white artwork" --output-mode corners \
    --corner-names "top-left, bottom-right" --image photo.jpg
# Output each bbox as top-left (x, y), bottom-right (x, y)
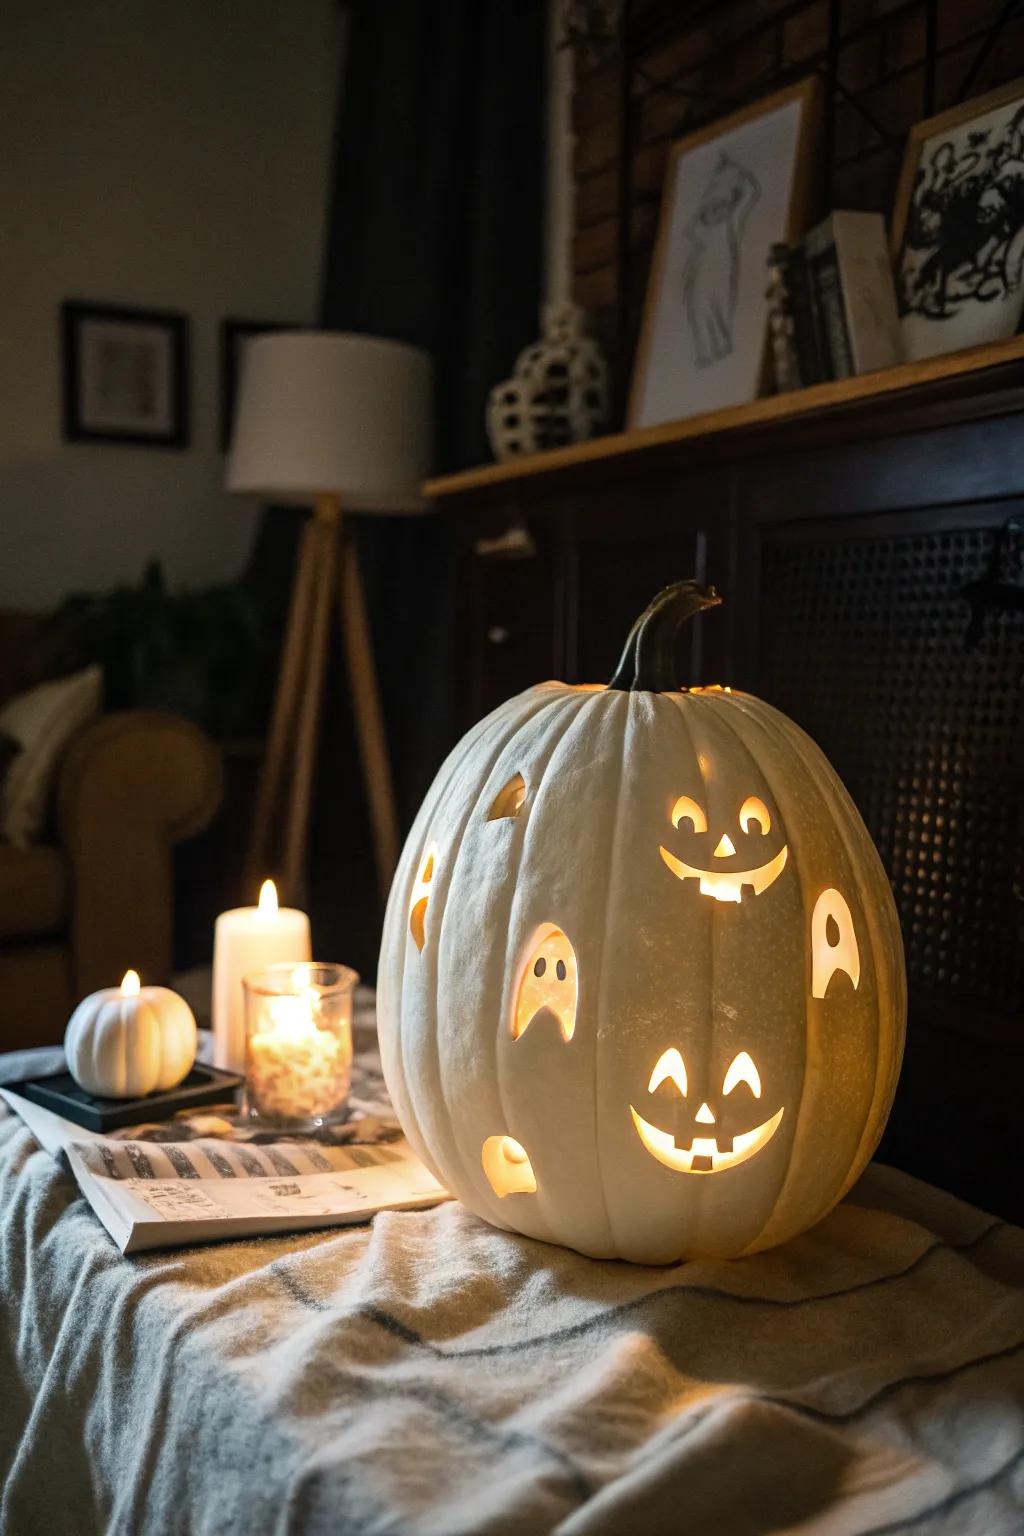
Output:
top-left (220, 318), bottom-right (298, 450)
top-left (629, 78), bottom-right (821, 429)
top-left (61, 301), bottom-right (188, 448)
top-left (893, 78), bottom-right (1024, 362)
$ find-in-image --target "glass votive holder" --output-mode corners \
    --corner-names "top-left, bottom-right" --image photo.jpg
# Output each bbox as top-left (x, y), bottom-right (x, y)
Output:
top-left (242, 962), bottom-right (358, 1132)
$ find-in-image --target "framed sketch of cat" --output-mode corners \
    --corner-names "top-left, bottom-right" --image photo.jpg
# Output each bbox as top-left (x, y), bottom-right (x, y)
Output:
top-left (892, 78), bottom-right (1024, 363)
top-left (629, 78), bottom-right (821, 430)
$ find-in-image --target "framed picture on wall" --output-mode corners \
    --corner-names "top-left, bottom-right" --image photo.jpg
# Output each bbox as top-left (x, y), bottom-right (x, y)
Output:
top-left (892, 77), bottom-right (1024, 362)
top-left (629, 78), bottom-right (821, 430)
top-left (220, 318), bottom-right (299, 450)
top-left (61, 301), bottom-right (188, 448)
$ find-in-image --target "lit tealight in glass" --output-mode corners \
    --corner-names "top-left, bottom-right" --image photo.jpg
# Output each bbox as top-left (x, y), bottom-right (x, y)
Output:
top-left (242, 962), bottom-right (358, 1131)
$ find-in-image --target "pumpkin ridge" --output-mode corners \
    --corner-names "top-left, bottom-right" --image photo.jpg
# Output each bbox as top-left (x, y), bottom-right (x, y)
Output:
top-left (758, 701), bottom-right (903, 1211)
top-left (379, 694), bottom-right (508, 1164)
top-left (666, 690), bottom-right (718, 1249)
top-left (783, 714), bottom-right (907, 1162)
top-left (436, 685), bottom-right (583, 1222)
top-left (583, 687), bottom-right (637, 1259)
top-left (392, 688), bottom-right (570, 1203)
top-left (717, 695), bottom-right (829, 1254)
top-left (672, 691), bottom-right (798, 1253)
top-left (776, 710), bottom-right (906, 1205)
top-left (678, 691), bottom-right (799, 1250)
top-left (437, 689), bottom-right (577, 1216)
top-left (728, 695), bottom-right (899, 1252)
top-left (489, 688), bottom-right (603, 1241)
top-left (494, 687), bottom-right (624, 1249)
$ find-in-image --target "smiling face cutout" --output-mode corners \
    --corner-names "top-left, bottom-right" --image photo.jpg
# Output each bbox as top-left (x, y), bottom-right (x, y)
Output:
top-left (659, 793), bottom-right (788, 903)
top-left (629, 1045), bottom-right (784, 1174)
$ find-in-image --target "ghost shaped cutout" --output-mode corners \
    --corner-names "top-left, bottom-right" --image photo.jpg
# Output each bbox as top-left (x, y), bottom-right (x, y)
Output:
top-left (512, 926), bottom-right (579, 1042)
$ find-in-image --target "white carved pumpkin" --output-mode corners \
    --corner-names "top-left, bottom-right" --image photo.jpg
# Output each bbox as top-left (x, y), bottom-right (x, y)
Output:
top-left (65, 972), bottom-right (197, 1099)
top-left (378, 582), bottom-right (906, 1264)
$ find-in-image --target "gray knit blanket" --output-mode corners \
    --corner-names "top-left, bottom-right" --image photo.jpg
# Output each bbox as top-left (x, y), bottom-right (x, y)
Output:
top-left (1, 1047), bottom-right (1022, 1536)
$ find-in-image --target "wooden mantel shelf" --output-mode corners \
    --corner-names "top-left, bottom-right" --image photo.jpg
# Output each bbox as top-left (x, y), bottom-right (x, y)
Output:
top-left (425, 334), bottom-right (1024, 502)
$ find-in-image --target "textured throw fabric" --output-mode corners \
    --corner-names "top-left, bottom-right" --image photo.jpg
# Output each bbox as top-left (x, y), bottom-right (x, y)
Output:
top-left (1, 1049), bottom-right (1022, 1536)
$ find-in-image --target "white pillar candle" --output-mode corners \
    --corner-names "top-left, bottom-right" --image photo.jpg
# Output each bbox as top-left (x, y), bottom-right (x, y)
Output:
top-left (212, 881), bottom-right (311, 1070)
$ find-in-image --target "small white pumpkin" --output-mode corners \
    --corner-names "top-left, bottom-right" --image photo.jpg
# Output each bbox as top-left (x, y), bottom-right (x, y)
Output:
top-left (65, 971), bottom-right (197, 1099)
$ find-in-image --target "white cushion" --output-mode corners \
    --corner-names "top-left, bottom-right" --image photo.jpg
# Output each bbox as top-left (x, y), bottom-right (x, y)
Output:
top-left (0, 666), bottom-right (102, 847)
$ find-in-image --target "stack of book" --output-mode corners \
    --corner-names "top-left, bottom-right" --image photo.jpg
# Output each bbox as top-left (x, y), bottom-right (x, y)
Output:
top-left (767, 211), bottom-right (902, 391)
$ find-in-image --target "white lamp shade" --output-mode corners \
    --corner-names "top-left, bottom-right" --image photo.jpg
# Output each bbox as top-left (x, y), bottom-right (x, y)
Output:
top-left (227, 331), bottom-right (433, 512)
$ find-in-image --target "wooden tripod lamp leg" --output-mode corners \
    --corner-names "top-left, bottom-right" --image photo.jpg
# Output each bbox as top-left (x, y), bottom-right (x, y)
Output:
top-left (245, 514), bottom-right (320, 893)
top-left (280, 496), bottom-right (341, 903)
top-left (247, 495), bottom-right (400, 908)
top-left (338, 522), bottom-right (400, 896)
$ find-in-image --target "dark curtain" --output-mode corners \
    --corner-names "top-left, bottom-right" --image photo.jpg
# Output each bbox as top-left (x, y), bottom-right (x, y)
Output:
top-left (324, 0), bottom-right (546, 470)
top-left (249, 0), bottom-right (546, 976)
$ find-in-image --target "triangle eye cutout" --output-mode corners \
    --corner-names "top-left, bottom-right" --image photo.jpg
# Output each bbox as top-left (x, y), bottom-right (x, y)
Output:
top-left (487, 773), bottom-right (526, 821)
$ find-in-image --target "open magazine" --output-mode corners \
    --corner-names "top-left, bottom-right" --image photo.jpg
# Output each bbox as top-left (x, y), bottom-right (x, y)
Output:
top-left (0, 1043), bottom-right (447, 1253)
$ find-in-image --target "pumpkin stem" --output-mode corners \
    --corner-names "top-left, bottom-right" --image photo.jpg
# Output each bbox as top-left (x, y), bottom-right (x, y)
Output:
top-left (607, 580), bottom-right (722, 692)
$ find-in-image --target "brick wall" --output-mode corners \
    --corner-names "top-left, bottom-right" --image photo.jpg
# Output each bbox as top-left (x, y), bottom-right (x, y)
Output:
top-left (572, 0), bottom-right (1024, 392)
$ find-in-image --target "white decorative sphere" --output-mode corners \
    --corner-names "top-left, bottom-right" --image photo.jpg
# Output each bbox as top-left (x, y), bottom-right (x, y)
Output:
top-left (487, 302), bottom-right (609, 461)
top-left (65, 973), bottom-right (197, 1099)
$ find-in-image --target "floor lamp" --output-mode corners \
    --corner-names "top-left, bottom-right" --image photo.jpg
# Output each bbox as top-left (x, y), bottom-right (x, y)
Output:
top-left (227, 332), bottom-right (433, 905)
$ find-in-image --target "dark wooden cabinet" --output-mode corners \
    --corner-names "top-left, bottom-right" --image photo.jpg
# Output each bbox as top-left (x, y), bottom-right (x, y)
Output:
top-left (457, 473), bottom-right (733, 719)
top-left (435, 348), bottom-right (1024, 1222)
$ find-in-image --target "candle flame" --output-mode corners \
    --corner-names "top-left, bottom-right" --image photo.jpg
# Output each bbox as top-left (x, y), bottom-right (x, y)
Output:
top-left (121, 969), bottom-right (141, 997)
top-left (291, 964), bottom-right (311, 991)
top-left (258, 879), bottom-right (278, 916)
top-left (263, 993), bottom-right (321, 1041)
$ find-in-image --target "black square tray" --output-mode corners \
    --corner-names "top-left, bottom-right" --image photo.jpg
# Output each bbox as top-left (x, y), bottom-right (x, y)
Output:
top-left (12, 1064), bottom-right (243, 1132)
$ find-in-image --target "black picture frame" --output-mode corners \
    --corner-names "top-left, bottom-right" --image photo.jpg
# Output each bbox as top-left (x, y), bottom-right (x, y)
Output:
top-left (220, 317), bottom-right (299, 451)
top-left (61, 301), bottom-right (189, 449)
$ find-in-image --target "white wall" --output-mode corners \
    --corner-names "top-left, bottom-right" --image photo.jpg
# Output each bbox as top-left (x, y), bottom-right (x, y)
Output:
top-left (0, 0), bottom-right (341, 610)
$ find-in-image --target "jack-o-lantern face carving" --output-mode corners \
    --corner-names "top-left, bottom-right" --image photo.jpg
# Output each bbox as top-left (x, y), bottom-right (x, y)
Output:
top-left (659, 793), bottom-right (789, 903)
top-left (513, 926), bottom-right (578, 1042)
top-left (629, 1046), bottom-right (784, 1174)
top-left (377, 580), bottom-right (907, 1265)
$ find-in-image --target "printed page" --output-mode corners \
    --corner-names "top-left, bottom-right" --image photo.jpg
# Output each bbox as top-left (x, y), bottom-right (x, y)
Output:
top-left (2, 1086), bottom-right (448, 1253)
top-left (68, 1142), bottom-right (448, 1253)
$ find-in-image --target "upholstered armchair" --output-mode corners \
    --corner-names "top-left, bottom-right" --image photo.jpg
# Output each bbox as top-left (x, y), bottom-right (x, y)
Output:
top-left (0, 710), bottom-right (222, 1051)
